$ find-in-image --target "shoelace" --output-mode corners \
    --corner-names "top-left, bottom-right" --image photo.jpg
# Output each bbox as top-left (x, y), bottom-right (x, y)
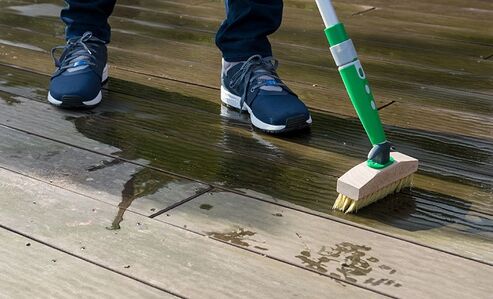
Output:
top-left (229, 55), bottom-right (286, 111)
top-left (50, 32), bottom-right (99, 71)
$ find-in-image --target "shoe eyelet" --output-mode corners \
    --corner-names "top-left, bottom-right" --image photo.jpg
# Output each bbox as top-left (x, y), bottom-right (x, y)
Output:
top-left (250, 88), bottom-right (254, 92)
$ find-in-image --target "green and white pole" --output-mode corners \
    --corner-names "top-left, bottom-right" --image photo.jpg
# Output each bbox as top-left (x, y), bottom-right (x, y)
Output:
top-left (315, 0), bottom-right (393, 169)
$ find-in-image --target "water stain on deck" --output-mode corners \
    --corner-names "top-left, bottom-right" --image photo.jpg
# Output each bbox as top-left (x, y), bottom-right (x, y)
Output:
top-left (199, 203), bottom-right (213, 210)
top-left (106, 168), bottom-right (173, 230)
top-left (295, 241), bottom-right (401, 287)
top-left (206, 227), bottom-right (258, 248)
top-left (1, 94), bottom-right (21, 105)
top-left (86, 158), bottom-right (124, 172)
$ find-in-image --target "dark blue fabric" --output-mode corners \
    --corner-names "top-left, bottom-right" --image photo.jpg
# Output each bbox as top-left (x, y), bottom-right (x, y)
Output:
top-left (62, 0), bottom-right (116, 42)
top-left (62, 0), bottom-right (283, 60)
top-left (216, 0), bottom-right (283, 62)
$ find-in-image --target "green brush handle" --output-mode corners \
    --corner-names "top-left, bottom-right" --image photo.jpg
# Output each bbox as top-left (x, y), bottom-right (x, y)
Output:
top-left (338, 60), bottom-right (386, 145)
top-left (324, 23), bottom-right (392, 168)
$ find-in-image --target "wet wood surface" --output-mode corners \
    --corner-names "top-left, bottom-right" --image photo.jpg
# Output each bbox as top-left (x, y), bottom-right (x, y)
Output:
top-left (0, 65), bottom-right (491, 263)
top-left (0, 0), bottom-right (492, 297)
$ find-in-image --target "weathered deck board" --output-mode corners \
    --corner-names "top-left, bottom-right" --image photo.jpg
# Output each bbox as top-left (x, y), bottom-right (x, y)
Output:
top-left (0, 167), bottom-right (382, 298)
top-left (0, 228), bottom-right (171, 298)
top-left (2, 120), bottom-right (491, 297)
top-left (158, 191), bottom-right (493, 298)
top-left (341, 0), bottom-right (493, 20)
top-left (0, 0), bottom-right (491, 295)
top-left (0, 27), bottom-right (490, 148)
top-left (0, 124), bottom-right (209, 224)
top-left (0, 102), bottom-right (488, 296)
top-left (0, 63), bottom-right (490, 207)
top-left (0, 75), bottom-right (491, 263)
top-left (1, 3), bottom-right (492, 115)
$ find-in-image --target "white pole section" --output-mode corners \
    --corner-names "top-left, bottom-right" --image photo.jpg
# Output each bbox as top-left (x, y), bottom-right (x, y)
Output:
top-left (315, 0), bottom-right (339, 28)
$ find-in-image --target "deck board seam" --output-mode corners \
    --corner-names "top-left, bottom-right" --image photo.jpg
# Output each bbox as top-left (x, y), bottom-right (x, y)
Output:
top-left (1, 124), bottom-right (492, 267)
top-left (0, 223), bottom-right (186, 299)
top-left (149, 186), bottom-right (214, 218)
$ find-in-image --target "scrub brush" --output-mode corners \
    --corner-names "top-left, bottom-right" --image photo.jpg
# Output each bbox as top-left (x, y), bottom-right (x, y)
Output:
top-left (314, 0), bottom-right (419, 213)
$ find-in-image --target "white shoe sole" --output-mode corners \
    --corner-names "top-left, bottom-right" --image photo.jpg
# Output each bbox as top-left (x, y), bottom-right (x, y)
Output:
top-left (48, 64), bottom-right (109, 107)
top-left (220, 85), bottom-right (312, 132)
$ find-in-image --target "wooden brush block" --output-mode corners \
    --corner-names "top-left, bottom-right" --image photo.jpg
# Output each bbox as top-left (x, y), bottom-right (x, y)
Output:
top-left (337, 152), bottom-right (419, 200)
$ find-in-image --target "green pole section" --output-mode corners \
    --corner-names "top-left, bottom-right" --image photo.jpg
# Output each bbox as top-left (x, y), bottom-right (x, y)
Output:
top-left (324, 23), bottom-right (349, 46)
top-left (338, 62), bottom-right (387, 145)
top-left (325, 22), bottom-right (389, 166)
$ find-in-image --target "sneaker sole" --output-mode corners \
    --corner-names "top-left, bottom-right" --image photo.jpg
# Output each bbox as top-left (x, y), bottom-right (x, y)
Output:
top-left (220, 85), bottom-right (312, 133)
top-left (48, 64), bottom-right (109, 108)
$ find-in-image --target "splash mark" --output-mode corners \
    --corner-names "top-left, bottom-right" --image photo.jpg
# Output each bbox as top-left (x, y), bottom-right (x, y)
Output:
top-left (2, 95), bottom-right (21, 105)
top-left (200, 204), bottom-right (213, 210)
top-left (254, 246), bottom-right (268, 251)
top-left (87, 158), bottom-right (124, 172)
top-left (207, 228), bottom-right (257, 247)
top-left (295, 241), bottom-right (402, 287)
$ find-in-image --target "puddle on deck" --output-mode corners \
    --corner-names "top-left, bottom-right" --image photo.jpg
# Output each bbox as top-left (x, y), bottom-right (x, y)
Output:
top-left (106, 167), bottom-right (174, 230)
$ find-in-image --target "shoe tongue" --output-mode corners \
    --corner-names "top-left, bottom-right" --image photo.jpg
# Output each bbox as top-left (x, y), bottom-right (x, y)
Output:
top-left (255, 70), bottom-right (282, 92)
top-left (223, 58), bottom-right (283, 92)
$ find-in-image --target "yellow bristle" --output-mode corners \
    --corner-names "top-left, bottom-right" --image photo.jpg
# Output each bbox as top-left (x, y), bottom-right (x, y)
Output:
top-left (333, 175), bottom-right (414, 213)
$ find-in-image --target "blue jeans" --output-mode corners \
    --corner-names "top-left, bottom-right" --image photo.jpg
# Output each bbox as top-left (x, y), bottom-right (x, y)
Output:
top-left (62, 0), bottom-right (283, 61)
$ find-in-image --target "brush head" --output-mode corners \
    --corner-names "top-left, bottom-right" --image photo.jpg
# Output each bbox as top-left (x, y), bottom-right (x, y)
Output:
top-left (334, 152), bottom-right (418, 213)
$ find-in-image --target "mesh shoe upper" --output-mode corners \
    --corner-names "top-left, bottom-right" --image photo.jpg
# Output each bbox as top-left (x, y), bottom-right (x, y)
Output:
top-left (222, 55), bottom-right (311, 127)
top-left (49, 32), bottom-right (107, 104)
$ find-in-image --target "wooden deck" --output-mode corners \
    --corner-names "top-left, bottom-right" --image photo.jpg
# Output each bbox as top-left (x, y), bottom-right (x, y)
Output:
top-left (0, 0), bottom-right (491, 298)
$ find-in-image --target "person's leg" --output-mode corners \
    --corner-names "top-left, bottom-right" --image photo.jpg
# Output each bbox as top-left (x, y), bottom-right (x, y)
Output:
top-left (61, 0), bottom-right (117, 42)
top-left (48, 1), bottom-right (115, 108)
top-left (215, 0), bottom-right (283, 62)
top-left (216, 0), bottom-right (311, 133)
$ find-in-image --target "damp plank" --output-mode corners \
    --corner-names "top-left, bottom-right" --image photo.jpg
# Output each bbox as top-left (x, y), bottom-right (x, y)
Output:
top-left (340, 0), bottom-right (493, 19)
top-left (0, 228), bottom-right (172, 299)
top-left (0, 63), bottom-right (491, 211)
top-left (157, 190), bottom-right (493, 298)
top-left (0, 0), bottom-right (491, 264)
top-left (0, 124), bottom-right (209, 221)
top-left (0, 167), bottom-right (380, 299)
top-left (0, 39), bottom-right (491, 140)
top-left (0, 82), bottom-right (491, 264)
top-left (0, 7), bottom-right (492, 114)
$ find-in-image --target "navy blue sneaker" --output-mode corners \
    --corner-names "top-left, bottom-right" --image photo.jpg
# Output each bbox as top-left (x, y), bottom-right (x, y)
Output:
top-left (48, 32), bottom-right (108, 108)
top-left (221, 55), bottom-right (312, 133)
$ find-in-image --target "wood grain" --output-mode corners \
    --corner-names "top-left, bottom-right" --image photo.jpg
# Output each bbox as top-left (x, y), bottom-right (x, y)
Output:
top-left (0, 228), bottom-right (172, 299)
top-left (158, 190), bottom-right (493, 298)
top-left (0, 167), bottom-right (380, 298)
top-left (0, 85), bottom-right (491, 264)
